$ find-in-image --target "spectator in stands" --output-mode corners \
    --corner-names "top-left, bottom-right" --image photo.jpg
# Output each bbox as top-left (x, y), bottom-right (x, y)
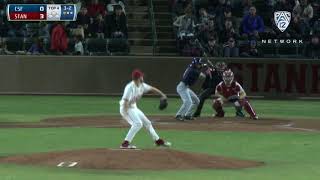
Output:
top-left (107, 6), bottom-right (128, 38)
top-left (173, 7), bottom-right (196, 40)
top-left (76, 6), bottom-right (91, 37)
top-left (198, 14), bottom-right (216, 43)
top-left (198, 8), bottom-right (214, 25)
top-left (274, 0), bottom-right (295, 11)
top-left (107, 0), bottom-right (126, 15)
top-left (223, 37), bottom-right (239, 57)
top-left (214, 0), bottom-right (232, 32)
top-left (240, 39), bottom-right (261, 57)
top-left (74, 35), bottom-right (84, 55)
top-left (293, 0), bottom-right (313, 23)
top-left (206, 36), bottom-right (221, 57)
top-left (25, 23), bottom-right (39, 38)
top-left (241, 0), bottom-right (253, 16)
top-left (241, 6), bottom-right (264, 39)
top-left (0, 38), bottom-right (14, 55)
top-left (87, 0), bottom-right (106, 17)
top-left (214, 0), bottom-right (231, 18)
top-left (0, 18), bottom-right (9, 38)
top-left (287, 15), bottom-right (310, 39)
top-left (220, 19), bottom-right (238, 43)
top-left (27, 38), bottom-right (45, 55)
top-left (38, 22), bottom-right (50, 39)
top-left (172, 0), bottom-right (191, 20)
top-left (312, 17), bottom-right (320, 35)
top-left (50, 23), bottom-right (68, 55)
top-left (89, 14), bottom-right (107, 38)
top-left (7, 22), bottom-right (25, 37)
top-left (305, 35), bottom-right (320, 58)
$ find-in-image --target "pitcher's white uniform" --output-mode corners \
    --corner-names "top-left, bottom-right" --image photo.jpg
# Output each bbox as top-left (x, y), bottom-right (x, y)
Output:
top-left (120, 81), bottom-right (160, 142)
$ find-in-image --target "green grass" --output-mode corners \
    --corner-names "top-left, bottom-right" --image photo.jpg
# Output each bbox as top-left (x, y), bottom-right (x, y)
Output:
top-left (0, 95), bottom-right (319, 122)
top-left (0, 95), bottom-right (319, 180)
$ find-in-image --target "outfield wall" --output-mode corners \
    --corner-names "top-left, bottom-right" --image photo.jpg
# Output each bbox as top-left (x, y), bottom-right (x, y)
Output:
top-left (0, 55), bottom-right (319, 98)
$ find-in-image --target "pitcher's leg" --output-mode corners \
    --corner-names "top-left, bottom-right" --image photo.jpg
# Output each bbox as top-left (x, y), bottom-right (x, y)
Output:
top-left (121, 108), bottom-right (143, 143)
top-left (136, 109), bottom-right (160, 141)
top-left (137, 109), bottom-right (171, 147)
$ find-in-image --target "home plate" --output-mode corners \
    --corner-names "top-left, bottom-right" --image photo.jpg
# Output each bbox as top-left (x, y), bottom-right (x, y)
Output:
top-left (110, 148), bottom-right (142, 151)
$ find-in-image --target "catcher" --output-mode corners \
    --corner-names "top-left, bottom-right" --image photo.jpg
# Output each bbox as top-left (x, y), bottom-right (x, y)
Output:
top-left (213, 69), bottom-right (258, 120)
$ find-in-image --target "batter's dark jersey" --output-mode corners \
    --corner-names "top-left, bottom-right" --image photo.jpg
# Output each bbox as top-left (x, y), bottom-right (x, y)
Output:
top-left (182, 66), bottom-right (201, 86)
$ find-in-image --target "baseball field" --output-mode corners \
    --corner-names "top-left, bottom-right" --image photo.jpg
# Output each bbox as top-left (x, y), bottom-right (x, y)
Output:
top-left (0, 95), bottom-right (319, 180)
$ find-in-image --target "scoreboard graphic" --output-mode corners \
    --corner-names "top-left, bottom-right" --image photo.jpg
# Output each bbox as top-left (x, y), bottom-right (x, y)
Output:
top-left (7, 4), bottom-right (77, 21)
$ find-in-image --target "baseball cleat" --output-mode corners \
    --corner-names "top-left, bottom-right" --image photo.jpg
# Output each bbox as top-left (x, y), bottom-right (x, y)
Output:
top-left (193, 112), bottom-right (200, 118)
top-left (155, 139), bottom-right (172, 147)
top-left (252, 116), bottom-right (259, 120)
top-left (175, 115), bottom-right (184, 121)
top-left (120, 141), bottom-right (137, 149)
top-left (236, 111), bottom-right (245, 118)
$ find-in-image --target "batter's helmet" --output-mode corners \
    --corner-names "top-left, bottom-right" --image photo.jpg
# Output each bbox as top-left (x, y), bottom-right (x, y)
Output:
top-left (191, 57), bottom-right (203, 66)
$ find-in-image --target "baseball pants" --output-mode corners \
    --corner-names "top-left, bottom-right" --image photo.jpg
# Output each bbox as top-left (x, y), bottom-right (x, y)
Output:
top-left (120, 106), bottom-right (160, 142)
top-left (176, 81), bottom-right (200, 117)
top-left (193, 88), bottom-right (214, 117)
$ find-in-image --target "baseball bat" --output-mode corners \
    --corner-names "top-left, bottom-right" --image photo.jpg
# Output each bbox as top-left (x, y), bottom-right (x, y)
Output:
top-left (194, 39), bottom-right (215, 68)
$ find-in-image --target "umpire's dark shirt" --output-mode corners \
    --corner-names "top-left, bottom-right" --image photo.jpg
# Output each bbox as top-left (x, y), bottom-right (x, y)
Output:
top-left (202, 70), bottom-right (223, 90)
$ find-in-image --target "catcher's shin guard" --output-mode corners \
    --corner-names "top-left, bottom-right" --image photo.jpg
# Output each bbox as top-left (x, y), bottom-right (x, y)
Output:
top-left (213, 99), bottom-right (225, 117)
top-left (240, 99), bottom-right (257, 118)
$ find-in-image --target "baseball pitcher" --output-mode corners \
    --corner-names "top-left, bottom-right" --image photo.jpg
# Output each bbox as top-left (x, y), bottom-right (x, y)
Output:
top-left (119, 69), bottom-right (171, 149)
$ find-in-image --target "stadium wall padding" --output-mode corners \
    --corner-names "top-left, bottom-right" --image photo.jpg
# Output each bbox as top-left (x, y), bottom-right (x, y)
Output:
top-left (0, 55), bottom-right (319, 97)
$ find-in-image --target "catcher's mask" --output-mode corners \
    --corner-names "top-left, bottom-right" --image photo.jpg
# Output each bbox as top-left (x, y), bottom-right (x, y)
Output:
top-left (223, 69), bottom-right (234, 86)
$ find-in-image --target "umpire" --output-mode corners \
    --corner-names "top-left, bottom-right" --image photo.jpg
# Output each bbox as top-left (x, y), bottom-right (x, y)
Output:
top-left (193, 62), bottom-right (226, 117)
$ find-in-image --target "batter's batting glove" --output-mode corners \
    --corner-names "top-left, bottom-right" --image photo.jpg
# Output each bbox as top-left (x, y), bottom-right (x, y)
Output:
top-left (159, 97), bottom-right (168, 110)
top-left (228, 95), bottom-right (240, 103)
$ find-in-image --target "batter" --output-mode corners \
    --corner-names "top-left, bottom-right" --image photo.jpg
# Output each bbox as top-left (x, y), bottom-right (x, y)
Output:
top-left (176, 57), bottom-right (204, 121)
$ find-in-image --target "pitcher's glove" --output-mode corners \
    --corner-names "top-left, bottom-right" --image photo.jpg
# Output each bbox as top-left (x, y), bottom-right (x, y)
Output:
top-left (228, 95), bottom-right (240, 103)
top-left (159, 98), bottom-right (168, 110)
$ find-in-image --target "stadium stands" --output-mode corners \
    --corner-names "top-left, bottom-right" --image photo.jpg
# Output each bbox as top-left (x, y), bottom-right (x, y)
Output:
top-left (0, 0), bottom-right (318, 58)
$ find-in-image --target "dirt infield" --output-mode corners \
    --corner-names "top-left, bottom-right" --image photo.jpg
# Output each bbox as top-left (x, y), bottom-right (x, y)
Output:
top-left (0, 148), bottom-right (263, 170)
top-left (0, 116), bottom-right (319, 132)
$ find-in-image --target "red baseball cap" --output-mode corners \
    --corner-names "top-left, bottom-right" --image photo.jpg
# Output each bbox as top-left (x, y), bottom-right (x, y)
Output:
top-left (132, 69), bottom-right (144, 80)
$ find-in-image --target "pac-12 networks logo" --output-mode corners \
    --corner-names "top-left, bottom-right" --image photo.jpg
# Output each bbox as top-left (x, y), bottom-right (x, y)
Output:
top-left (262, 11), bottom-right (303, 44)
top-left (274, 11), bottom-right (291, 32)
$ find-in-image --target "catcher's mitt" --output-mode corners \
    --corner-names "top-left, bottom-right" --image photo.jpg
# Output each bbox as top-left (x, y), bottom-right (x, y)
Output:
top-left (159, 98), bottom-right (168, 110)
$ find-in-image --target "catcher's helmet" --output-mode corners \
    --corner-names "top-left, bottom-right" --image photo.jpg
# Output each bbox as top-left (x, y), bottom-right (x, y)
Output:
top-left (223, 69), bottom-right (234, 86)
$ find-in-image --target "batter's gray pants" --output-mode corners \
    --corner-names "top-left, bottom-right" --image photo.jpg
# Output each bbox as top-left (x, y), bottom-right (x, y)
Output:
top-left (176, 81), bottom-right (200, 117)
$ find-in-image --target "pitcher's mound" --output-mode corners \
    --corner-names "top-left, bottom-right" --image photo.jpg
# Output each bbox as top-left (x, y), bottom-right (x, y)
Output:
top-left (0, 148), bottom-right (263, 170)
